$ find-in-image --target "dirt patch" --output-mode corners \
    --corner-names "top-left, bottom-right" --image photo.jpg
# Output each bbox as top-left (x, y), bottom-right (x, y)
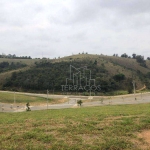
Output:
top-left (136, 130), bottom-right (150, 150)
top-left (81, 134), bottom-right (102, 145)
top-left (58, 98), bottom-right (68, 103)
top-left (50, 98), bottom-right (68, 104)
top-left (138, 130), bottom-right (150, 144)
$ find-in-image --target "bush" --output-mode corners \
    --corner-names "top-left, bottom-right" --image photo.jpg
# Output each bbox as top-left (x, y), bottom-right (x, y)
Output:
top-left (77, 100), bottom-right (83, 106)
top-left (128, 86), bottom-right (133, 94)
top-left (26, 102), bottom-right (31, 111)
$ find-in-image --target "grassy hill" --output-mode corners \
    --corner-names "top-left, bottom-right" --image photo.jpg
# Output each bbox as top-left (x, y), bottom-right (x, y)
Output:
top-left (0, 54), bottom-right (150, 94)
top-left (0, 58), bottom-right (41, 89)
top-left (52, 54), bottom-right (150, 91)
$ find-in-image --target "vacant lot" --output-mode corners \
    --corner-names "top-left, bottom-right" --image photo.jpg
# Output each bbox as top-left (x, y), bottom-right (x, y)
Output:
top-left (0, 91), bottom-right (68, 106)
top-left (0, 92), bottom-right (51, 104)
top-left (0, 104), bottom-right (150, 150)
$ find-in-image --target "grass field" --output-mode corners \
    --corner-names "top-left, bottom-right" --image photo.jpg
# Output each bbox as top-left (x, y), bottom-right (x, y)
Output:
top-left (0, 92), bottom-right (67, 105)
top-left (0, 92), bottom-right (48, 104)
top-left (0, 104), bottom-right (150, 149)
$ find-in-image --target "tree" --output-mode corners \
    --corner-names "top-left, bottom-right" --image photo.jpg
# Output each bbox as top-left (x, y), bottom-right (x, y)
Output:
top-left (77, 100), bottom-right (83, 106)
top-left (94, 60), bottom-right (97, 65)
top-left (146, 72), bottom-right (150, 78)
top-left (132, 53), bottom-right (136, 59)
top-left (26, 102), bottom-right (31, 111)
top-left (126, 78), bottom-right (133, 94)
top-left (136, 55), bottom-right (144, 63)
top-left (135, 55), bottom-right (147, 68)
top-left (127, 86), bottom-right (133, 94)
top-left (113, 54), bottom-right (118, 57)
top-left (121, 53), bottom-right (128, 58)
top-left (113, 74), bottom-right (125, 82)
top-left (13, 54), bottom-right (16, 58)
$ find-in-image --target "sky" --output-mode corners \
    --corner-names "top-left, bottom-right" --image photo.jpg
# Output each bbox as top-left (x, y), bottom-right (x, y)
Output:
top-left (0, 0), bottom-right (150, 59)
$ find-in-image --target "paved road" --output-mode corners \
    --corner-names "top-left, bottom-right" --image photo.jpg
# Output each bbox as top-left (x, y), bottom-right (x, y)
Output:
top-left (0, 91), bottom-right (150, 112)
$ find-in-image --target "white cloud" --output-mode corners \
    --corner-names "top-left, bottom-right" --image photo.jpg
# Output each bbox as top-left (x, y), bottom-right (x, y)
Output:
top-left (0, 0), bottom-right (150, 58)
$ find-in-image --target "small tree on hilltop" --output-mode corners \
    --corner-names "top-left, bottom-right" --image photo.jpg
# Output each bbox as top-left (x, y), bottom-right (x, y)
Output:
top-left (121, 53), bottom-right (128, 58)
top-left (132, 53), bottom-right (136, 59)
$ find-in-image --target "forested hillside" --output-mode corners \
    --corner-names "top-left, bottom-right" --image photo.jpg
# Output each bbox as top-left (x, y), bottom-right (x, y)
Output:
top-left (0, 54), bottom-right (150, 95)
top-left (0, 61), bottom-right (27, 73)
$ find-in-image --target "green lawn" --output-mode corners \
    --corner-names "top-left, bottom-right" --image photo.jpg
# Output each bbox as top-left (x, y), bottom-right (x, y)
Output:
top-left (0, 104), bottom-right (150, 149)
top-left (0, 92), bottom-right (52, 104)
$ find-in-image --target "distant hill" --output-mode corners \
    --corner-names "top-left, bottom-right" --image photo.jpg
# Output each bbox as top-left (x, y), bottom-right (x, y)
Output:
top-left (0, 54), bottom-right (150, 95)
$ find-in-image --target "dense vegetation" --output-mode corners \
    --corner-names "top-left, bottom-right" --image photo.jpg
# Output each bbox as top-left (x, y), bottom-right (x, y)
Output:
top-left (1, 53), bottom-right (150, 94)
top-left (2, 59), bottom-right (134, 94)
top-left (0, 53), bottom-right (32, 59)
top-left (0, 61), bottom-right (27, 73)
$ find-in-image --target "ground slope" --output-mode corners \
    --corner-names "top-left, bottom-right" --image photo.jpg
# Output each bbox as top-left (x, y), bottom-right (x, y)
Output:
top-left (0, 54), bottom-right (150, 93)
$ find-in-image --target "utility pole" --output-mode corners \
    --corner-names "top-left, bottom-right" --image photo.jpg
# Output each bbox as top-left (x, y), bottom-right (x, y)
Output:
top-left (132, 81), bottom-right (136, 100)
top-left (47, 89), bottom-right (49, 110)
top-left (90, 89), bottom-right (91, 97)
top-left (14, 92), bottom-right (16, 104)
